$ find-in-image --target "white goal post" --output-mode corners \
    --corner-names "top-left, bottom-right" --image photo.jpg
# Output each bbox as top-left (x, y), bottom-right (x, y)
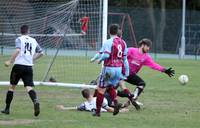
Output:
top-left (0, 81), bottom-right (96, 89)
top-left (0, 0), bottom-right (108, 88)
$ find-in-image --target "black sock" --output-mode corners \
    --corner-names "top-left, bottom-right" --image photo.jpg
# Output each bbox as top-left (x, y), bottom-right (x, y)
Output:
top-left (28, 90), bottom-right (38, 104)
top-left (117, 90), bottom-right (130, 98)
top-left (133, 87), bottom-right (144, 99)
top-left (137, 87), bottom-right (143, 96)
top-left (5, 90), bottom-right (14, 110)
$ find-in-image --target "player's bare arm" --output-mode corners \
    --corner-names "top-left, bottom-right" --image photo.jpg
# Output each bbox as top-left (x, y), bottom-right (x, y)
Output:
top-left (4, 48), bottom-right (20, 67)
top-left (33, 52), bottom-right (44, 62)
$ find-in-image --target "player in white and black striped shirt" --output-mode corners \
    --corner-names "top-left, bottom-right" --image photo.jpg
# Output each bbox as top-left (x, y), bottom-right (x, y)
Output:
top-left (1, 25), bottom-right (43, 116)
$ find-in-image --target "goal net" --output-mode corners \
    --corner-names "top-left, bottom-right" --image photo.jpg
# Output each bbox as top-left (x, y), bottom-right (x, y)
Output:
top-left (0, 0), bottom-right (106, 86)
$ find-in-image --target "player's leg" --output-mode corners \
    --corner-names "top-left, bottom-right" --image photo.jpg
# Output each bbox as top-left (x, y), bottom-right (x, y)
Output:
top-left (1, 65), bottom-right (21, 114)
top-left (117, 80), bottom-right (133, 98)
top-left (94, 86), bottom-right (106, 117)
top-left (126, 73), bottom-right (146, 100)
top-left (106, 86), bottom-right (122, 115)
top-left (104, 91), bottom-right (113, 107)
top-left (92, 76), bottom-right (99, 97)
top-left (106, 67), bottom-right (124, 115)
top-left (22, 66), bottom-right (40, 116)
top-left (122, 73), bottom-right (145, 110)
top-left (1, 85), bottom-right (16, 114)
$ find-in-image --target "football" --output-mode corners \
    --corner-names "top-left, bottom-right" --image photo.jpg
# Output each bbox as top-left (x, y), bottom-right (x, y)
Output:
top-left (178, 75), bottom-right (189, 85)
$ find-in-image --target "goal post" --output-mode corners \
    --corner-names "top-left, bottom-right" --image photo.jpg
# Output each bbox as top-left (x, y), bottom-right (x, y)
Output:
top-left (0, 0), bottom-right (108, 88)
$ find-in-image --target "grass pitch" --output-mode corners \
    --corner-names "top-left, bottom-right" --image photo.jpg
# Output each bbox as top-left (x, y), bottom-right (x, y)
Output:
top-left (0, 58), bottom-right (200, 128)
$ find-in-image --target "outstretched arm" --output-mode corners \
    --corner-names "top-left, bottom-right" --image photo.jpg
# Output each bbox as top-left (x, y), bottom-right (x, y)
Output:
top-left (143, 55), bottom-right (175, 77)
top-left (56, 105), bottom-right (77, 110)
top-left (90, 52), bottom-right (109, 64)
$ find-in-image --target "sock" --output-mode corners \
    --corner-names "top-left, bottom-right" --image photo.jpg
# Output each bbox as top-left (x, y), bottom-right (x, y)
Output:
top-left (28, 90), bottom-right (38, 104)
top-left (133, 87), bottom-right (143, 99)
top-left (123, 89), bottom-right (132, 98)
top-left (117, 90), bottom-right (129, 97)
top-left (5, 90), bottom-right (14, 110)
top-left (107, 87), bottom-right (117, 102)
top-left (96, 92), bottom-right (104, 115)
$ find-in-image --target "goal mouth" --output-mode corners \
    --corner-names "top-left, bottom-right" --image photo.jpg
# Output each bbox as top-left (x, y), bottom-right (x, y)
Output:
top-left (0, 0), bottom-right (104, 84)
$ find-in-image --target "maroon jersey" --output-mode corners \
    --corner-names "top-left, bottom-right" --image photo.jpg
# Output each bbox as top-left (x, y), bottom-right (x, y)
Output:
top-left (103, 36), bottom-right (127, 67)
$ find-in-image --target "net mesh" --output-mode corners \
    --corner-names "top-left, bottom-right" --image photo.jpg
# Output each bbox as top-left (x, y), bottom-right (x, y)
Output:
top-left (0, 0), bottom-right (103, 83)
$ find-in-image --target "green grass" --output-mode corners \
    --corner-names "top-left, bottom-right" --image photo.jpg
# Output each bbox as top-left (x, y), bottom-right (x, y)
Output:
top-left (0, 58), bottom-right (200, 128)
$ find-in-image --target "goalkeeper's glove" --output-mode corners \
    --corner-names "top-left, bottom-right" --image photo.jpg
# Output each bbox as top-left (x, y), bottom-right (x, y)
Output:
top-left (164, 67), bottom-right (175, 77)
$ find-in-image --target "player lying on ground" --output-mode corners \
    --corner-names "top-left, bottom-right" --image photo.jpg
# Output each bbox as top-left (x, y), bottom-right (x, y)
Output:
top-left (90, 24), bottom-right (129, 117)
top-left (56, 88), bottom-right (129, 113)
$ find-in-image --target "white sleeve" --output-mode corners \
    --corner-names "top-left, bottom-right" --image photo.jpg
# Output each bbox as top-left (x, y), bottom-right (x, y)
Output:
top-left (15, 38), bottom-right (21, 49)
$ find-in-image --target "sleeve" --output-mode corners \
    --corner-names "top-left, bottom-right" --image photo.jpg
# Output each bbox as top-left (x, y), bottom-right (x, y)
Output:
top-left (103, 41), bottom-right (111, 54)
top-left (15, 38), bottom-right (21, 49)
top-left (98, 53), bottom-right (109, 62)
top-left (77, 103), bottom-right (86, 111)
top-left (143, 55), bottom-right (165, 72)
top-left (90, 42), bottom-right (108, 62)
top-left (97, 40), bottom-right (111, 61)
top-left (123, 43), bottom-right (129, 76)
top-left (123, 41), bottom-right (128, 56)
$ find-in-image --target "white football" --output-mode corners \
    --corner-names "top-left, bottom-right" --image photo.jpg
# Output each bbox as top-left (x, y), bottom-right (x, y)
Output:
top-left (178, 75), bottom-right (189, 85)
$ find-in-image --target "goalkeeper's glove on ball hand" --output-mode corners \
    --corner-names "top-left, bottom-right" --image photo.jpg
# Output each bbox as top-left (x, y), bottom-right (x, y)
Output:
top-left (164, 67), bottom-right (175, 77)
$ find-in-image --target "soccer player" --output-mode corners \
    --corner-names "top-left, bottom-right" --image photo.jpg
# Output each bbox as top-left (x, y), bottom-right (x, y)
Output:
top-left (90, 24), bottom-right (129, 117)
top-left (80, 16), bottom-right (89, 35)
top-left (119, 38), bottom-right (175, 103)
top-left (90, 29), bottom-right (141, 110)
top-left (1, 25), bottom-right (43, 116)
top-left (56, 88), bottom-right (129, 113)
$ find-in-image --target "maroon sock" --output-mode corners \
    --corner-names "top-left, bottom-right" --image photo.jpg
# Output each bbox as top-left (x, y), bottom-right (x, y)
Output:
top-left (93, 89), bottom-right (98, 97)
top-left (123, 89), bottom-right (132, 98)
top-left (96, 92), bottom-right (104, 114)
top-left (107, 87), bottom-right (117, 102)
top-left (123, 88), bottom-right (130, 94)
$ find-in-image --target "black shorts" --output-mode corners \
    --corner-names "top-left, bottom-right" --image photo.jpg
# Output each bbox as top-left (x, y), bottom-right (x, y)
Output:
top-left (10, 64), bottom-right (34, 87)
top-left (125, 73), bottom-right (145, 86)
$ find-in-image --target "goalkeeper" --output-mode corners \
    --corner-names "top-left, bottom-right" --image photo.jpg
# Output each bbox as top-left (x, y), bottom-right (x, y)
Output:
top-left (118, 38), bottom-right (175, 102)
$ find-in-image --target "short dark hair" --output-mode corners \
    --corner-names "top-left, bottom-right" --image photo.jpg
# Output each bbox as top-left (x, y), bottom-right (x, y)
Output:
top-left (117, 29), bottom-right (122, 38)
top-left (109, 24), bottom-right (119, 35)
top-left (138, 38), bottom-right (152, 47)
top-left (81, 89), bottom-right (90, 99)
top-left (20, 25), bottom-right (29, 34)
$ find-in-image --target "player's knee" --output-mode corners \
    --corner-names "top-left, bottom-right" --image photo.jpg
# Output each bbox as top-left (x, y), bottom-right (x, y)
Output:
top-left (26, 86), bottom-right (33, 92)
top-left (9, 85), bottom-right (16, 91)
top-left (138, 81), bottom-right (146, 88)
